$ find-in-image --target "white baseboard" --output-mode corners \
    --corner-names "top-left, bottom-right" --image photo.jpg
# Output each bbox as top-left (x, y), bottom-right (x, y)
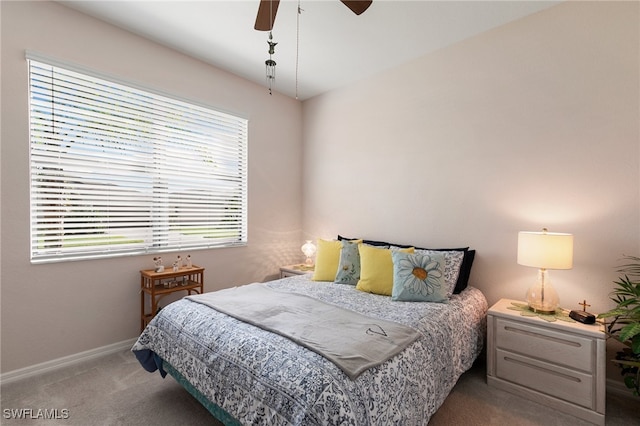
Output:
top-left (0, 338), bottom-right (137, 385)
top-left (606, 377), bottom-right (637, 399)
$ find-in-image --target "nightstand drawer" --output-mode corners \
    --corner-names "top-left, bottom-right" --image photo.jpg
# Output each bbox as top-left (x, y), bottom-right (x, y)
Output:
top-left (495, 318), bottom-right (593, 371)
top-left (495, 349), bottom-right (594, 409)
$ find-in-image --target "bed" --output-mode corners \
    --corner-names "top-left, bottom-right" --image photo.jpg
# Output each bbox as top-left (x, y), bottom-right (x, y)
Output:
top-left (132, 240), bottom-right (487, 425)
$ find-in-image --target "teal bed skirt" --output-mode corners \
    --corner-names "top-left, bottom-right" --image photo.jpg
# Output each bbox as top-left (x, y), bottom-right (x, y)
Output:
top-left (163, 358), bottom-right (242, 426)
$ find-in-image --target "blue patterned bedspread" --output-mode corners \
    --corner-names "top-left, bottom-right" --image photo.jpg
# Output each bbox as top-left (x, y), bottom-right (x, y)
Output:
top-left (132, 275), bottom-right (487, 425)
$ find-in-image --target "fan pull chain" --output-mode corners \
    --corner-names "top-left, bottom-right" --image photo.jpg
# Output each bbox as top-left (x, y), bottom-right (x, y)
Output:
top-left (265, 0), bottom-right (277, 95)
top-left (295, 1), bottom-right (302, 100)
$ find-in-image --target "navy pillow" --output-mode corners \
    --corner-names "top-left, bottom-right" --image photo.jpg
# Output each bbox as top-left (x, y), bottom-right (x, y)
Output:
top-left (454, 250), bottom-right (475, 294)
top-left (337, 235), bottom-right (389, 247)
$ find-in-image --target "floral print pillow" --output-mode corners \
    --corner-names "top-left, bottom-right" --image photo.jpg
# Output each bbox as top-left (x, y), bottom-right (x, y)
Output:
top-left (391, 251), bottom-right (448, 302)
top-left (334, 240), bottom-right (361, 285)
top-left (414, 248), bottom-right (464, 297)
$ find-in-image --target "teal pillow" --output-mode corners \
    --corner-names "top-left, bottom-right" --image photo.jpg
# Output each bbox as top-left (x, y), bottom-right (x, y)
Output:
top-left (391, 251), bottom-right (448, 302)
top-left (334, 240), bottom-right (361, 285)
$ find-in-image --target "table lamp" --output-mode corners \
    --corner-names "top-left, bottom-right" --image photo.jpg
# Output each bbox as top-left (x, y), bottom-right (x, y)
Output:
top-left (301, 240), bottom-right (316, 266)
top-left (517, 228), bottom-right (573, 314)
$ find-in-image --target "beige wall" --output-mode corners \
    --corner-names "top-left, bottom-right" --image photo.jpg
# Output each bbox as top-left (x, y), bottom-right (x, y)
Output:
top-left (0, 1), bottom-right (303, 373)
top-left (302, 1), bottom-right (639, 314)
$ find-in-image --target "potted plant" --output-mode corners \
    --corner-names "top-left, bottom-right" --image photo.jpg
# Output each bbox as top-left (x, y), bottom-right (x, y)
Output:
top-left (597, 255), bottom-right (640, 396)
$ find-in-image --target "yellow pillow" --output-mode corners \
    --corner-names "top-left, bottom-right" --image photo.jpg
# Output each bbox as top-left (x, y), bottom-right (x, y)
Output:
top-left (356, 244), bottom-right (414, 295)
top-left (311, 239), bottom-right (343, 281)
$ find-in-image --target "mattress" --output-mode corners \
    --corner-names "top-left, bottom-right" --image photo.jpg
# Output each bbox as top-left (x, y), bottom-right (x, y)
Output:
top-left (132, 274), bottom-right (487, 425)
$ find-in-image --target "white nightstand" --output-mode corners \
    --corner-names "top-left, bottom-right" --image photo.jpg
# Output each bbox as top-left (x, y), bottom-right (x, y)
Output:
top-left (486, 299), bottom-right (605, 425)
top-left (280, 264), bottom-right (314, 278)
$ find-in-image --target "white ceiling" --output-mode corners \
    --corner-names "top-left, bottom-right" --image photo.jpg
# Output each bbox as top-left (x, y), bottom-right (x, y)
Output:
top-left (58, 1), bottom-right (561, 100)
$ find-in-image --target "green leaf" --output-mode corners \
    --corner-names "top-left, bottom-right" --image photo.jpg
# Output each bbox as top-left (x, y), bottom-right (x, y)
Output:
top-left (619, 298), bottom-right (637, 307)
top-left (633, 335), bottom-right (640, 355)
top-left (598, 307), bottom-right (630, 318)
top-left (620, 323), bottom-right (640, 343)
top-left (623, 376), bottom-right (638, 390)
top-left (613, 358), bottom-right (640, 368)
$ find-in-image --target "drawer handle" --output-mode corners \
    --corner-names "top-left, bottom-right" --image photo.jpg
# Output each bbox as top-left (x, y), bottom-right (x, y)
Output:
top-left (504, 325), bottom-right (581, 348)
top-left (503, 356), bottom-right (582, 383)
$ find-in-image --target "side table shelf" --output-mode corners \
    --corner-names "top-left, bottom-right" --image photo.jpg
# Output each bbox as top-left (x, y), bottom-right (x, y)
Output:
top-left (140, 265), bottom-right (204, 332)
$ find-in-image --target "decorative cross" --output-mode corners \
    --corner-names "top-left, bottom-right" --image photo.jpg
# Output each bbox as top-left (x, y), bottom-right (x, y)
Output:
top-left (578, 300), bottom-right (591, 312)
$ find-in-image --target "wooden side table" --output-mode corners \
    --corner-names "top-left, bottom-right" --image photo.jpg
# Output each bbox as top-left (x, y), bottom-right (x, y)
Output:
top-left (140, 265), bottom-right (204, 332)
top-left (487, 298), bottom-right (605, 425)
top-left (280, 264), bottom-right (314, 278)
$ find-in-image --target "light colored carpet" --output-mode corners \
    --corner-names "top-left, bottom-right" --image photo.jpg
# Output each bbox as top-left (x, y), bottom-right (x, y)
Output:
top-left (1, 349), bottom-right (638, 425)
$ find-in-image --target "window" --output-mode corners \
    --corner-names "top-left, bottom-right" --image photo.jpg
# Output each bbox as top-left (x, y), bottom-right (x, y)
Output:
top-left (28, 55), bottom-right (248, 263)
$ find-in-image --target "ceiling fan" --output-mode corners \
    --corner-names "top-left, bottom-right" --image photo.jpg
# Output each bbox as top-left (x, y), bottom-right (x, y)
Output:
top-left (254, 0), bottom-right (373, 31)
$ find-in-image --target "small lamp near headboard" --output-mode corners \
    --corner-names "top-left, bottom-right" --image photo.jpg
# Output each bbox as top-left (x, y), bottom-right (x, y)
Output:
top-left (517, 228), bottom-right (574, 314)
top-left (301, 240), bottom-right (317, 266)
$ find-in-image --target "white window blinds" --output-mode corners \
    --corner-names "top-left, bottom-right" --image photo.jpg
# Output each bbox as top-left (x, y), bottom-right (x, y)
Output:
top-left (28, 57), bottom-right (248, 263)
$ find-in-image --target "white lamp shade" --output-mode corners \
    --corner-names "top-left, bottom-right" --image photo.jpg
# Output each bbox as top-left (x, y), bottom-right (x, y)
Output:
top-left (517, 231), bottom-right (573, 270)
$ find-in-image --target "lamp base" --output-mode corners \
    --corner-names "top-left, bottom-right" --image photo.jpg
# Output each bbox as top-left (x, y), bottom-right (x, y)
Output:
top-left (527, 304), bottom-right (557, 315)
top-left (525, 268), bottom-right (559, 315)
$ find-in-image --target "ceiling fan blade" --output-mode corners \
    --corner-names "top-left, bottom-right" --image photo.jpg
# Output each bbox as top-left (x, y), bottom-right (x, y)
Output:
top-left (340, 0), bottom-right (372, 16)
top-left (254, 0), bottom-right (280, 31)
